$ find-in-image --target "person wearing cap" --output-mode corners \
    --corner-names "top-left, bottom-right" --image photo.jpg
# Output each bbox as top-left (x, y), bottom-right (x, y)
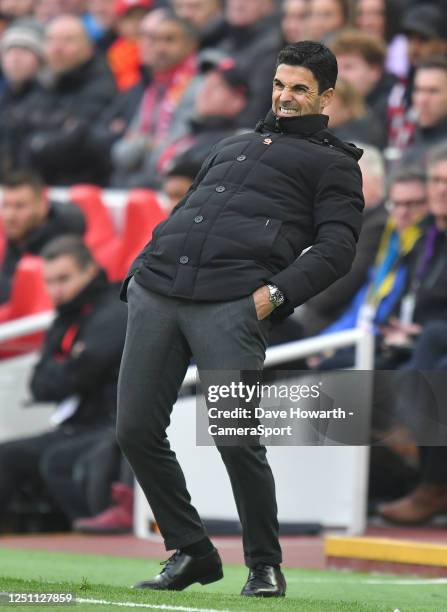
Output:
top-left (116, 40), bottom-right (364, 597)
top-left (156, 56), bottom-right (249, 174)
top-left (0, 19), bottom-right (45, 179)
top-left (107, 0), bottom-right (153, 90)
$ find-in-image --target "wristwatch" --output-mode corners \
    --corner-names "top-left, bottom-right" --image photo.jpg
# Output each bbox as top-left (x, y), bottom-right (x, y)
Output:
top-left (267, 284), bottom-right (285, 308)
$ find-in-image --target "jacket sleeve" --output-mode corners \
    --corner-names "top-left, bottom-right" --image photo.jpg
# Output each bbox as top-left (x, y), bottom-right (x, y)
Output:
top-left (268, 156), bottom-right (364, 315)
top-left (30, 302), bottom-right (126, 403)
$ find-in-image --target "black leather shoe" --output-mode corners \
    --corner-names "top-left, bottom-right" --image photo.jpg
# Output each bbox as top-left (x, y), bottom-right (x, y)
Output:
top-left (133, 548), bottom-right (223, 591)
top-left (240, 563), bottom-right (286, 597)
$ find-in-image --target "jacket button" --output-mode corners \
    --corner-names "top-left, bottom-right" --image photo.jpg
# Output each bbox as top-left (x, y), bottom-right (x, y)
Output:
top-left (215, 185), bottom-right (226, 192)
top-left (194, 215), bottom-right (203, 223)
top-left (179, 256), bottom-right (189, 264)
top-left (237, 155), bottom-right (246, 162)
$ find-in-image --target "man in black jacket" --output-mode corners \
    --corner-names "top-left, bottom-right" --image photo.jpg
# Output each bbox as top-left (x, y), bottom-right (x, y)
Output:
top-left (116, 41), bottom-right (364, 597)
top-left (0, 236), bottom-right (127, 527)
top-left (0, 170), bottom-right (85, 304)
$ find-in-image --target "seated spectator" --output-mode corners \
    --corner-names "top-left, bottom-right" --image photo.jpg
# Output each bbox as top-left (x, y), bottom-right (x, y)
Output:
top-left (297, 145), bottom-right (388, 336)
top-left (402, 57), bottom-right (447, 166)
top-left (87, 0), bottom-right (118, 51)
top-left (0, 170), bottom-right (85, 304)
top-left (21, 14), bottom-right (117, 185)
top-left (219, 0), bottom-right (282, 127)
top-left (315, 166), bottom-right (428, 370)
top-left (161, 158), bottom-right (202, 212)
top-left (35, 0), bottom-right (65, 24)
top-left (305, 0), bottom-right (352, 42)
top-left (281, 0), bottom-right (308, 45)
top-left (111, 10), bottom-right (200, 188)
top-left (107, 0), bottom-right (153, 90)
top-left (0, 236), bottom-right (127, 528)
top-left (172, 0), bottom-right (228, 50)
top-left (330, 28), bottom-right (397, 141)
top-left (354, 0), bottom-right (408, 79)
top-left (377, 320), bottom-right (447, 524)
top-left (0, 19), bottom-right (45, 180)
top-left (157, 56), bottom-right (249, 174)
top-left (325, 78), bottom-right (386, 148)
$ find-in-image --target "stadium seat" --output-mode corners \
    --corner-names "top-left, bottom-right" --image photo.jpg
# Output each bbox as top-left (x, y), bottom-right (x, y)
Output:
top-left (69, 184), bottom-right (117, 250)
top-left (0, 256), bottom-right (53, 357)
top-left (104, 189), bottom-right (167, 281)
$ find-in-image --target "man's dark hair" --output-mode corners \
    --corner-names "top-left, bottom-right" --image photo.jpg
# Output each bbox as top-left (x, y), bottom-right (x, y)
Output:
top-left (160, 9), bottom-right (200, 41)
top-left (387, 165), bottom-right (426, 196)
top-left (41, 235), bottom-right (96, 270)
top-left (276, 41), bottom-right (338, 93)
top-left (416, 55), bottom-right (447, 74)
top-left (3, 169), bottom-right (45, 195)
top-left (165, 157), bottom-right (202, 181)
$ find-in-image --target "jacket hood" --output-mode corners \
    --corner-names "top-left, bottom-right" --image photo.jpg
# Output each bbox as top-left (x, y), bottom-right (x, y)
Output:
top-left (257, 110), bottom-right (363, 161)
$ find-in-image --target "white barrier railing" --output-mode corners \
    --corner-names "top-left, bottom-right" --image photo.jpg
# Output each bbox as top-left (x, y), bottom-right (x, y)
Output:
top-left (0, 313), bottom-right (374, 535)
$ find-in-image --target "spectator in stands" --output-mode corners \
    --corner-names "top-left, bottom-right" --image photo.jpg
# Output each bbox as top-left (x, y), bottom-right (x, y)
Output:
top-left (402, 57), bottom-right (447, 165)
top-left (161, 157), bottom-right (201, 212)
top-left (0, 19), bottom-right (45, 180)
top-left (281, 0), bottom-right (308, 45)
top-left (354, 0), bottom-right (408, 79)
top-left (35, 0), bottom-right (65, 23)
top-left (82, 8), bottom-right (167, 183)
top-left (314, 166), bottom-right (428, 370)
top-left (20, 14), bottom-right (117, 185)
top-left (172, 0), bottom-right (228, 49)
top-left (325, 78), bottom-right (386, 148)
top-left (87, 0), bottom-right (118, 51)
top-left (111, 11), bottom-right (200, 188)
top-left (106, 0), bottom-right (153, 90)
top-left (0, 0), bottom-right (34, 20)
top-left (330, 29), bottom-right (397, 135)
top-left (219, 0), bottom-right (282, 127)
top-left (156, 56), bottom-right (249, 174)
top-left (0, 236), bottom-right (127, 527)
top-left (305, 0), bottom-right (352, 42)
top-left (0, 171), bottom-right (85, 304)
top-left (298, 145), bottom-right (388, 336)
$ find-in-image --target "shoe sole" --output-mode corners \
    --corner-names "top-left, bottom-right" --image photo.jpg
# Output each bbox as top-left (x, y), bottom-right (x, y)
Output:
top-left (197, 567), bottom-right (224, 586)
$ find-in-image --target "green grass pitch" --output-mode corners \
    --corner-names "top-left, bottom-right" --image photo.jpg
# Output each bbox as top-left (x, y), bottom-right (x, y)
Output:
top-left (0, 547), bottom-right (446, 611)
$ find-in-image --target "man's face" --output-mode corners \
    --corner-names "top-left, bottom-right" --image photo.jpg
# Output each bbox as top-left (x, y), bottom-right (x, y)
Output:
top-left (0, 0), bottom-right (33, 18)
top-left (1, 186), bottom-right (48, 242)
top-left (88, 0), bottom-right (116, 30)
top-left (355, 0), bottom-right (385, 39)
top-left (45, 16), bottom-right (92, 74)
top-left (336, 54), bottom-right (382, 97)
top-left (413, 68), bottom-right (447, 129)
top-left (138, 10), bottom-right (166, 68)
top-left (272, 64), bottom-right (333, 118)
top-left (43, 255), bottom-right (97, 306)
top-left (196, 71), bottom-right (245, 117)
top-left (388, 181), bottom-right (427, 232)
top-left (226, 0), bottom-right (273, 27)
top-left (428, 159), bottom-right (447, 220)
top-left (282, 0), bottom-right (308, 45)
top-left (163, 175), bottom-right (193, 212)
top-left (150, 19), bottom-right (196, 72)
top-left (407, 34), bottom-right (447, 67)
top-left (306, 0), bottom-right (345, 41)
top-left (172, 0), bottom-right (221, 29)
top-left (2, 47), bottom-right (40, 85)
top-left (35, 0), bottom-right (65, 23)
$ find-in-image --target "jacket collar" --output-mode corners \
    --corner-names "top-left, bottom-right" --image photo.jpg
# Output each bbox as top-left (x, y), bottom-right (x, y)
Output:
top-left (258, 110), bottom-right (329, 135)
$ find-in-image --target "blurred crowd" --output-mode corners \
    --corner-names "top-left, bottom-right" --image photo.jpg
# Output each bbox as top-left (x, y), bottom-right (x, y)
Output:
top-left (1, 0), bottom-right (447, 534)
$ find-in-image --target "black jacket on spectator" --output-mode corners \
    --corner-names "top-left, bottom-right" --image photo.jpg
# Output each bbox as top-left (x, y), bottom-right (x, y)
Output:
top-left (298, 202), bottom-right (388, 335)
top-left (123, 111), bottom-right (364, 322)
top-left (30, 270), bottom-right (127, 427)
top-left (402, 116), bottom-right (447, 166)
top-left (0, 79), bottom-right (43, 180)
top-left (219, 13), bottom-right (283, 127)
top-left (21, 56), bottom-right (117, 185)
top-left (0, 201), bottom-right (85, 304)
top-left (366, 71), bottom-right (396, 122)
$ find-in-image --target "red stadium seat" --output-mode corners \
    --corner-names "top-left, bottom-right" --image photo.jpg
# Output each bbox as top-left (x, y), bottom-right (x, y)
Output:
top-left (0, 255), bottom-right (53, 357)
top-left (104, 189), bottom-right (167, 281)
top-left (69, 185), bottom-right (117, 250)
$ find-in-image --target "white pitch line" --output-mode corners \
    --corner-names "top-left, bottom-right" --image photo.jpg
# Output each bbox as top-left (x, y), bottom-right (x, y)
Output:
top-left (77, 598), bottom-right (232, 612)
top-left (286, 577), bottom-right (447, 585)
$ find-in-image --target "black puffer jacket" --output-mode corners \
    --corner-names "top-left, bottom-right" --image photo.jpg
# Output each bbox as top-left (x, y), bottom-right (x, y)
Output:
top-left (30, 271), bottom-right (127, 427)
top-left (122, 111), bottom-right (364, 320)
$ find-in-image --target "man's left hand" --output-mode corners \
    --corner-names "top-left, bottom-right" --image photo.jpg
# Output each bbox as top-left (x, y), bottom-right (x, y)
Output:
top-left (252, 286), bottom-right (275, 320)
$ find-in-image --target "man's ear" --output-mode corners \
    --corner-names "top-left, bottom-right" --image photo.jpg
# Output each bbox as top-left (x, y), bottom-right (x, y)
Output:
top-left (320, 88), bottom-right (335, 112)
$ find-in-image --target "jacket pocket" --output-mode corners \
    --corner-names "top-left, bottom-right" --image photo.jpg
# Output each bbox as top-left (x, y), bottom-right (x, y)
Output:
top-left (254, 217), bottom-right (283, 260)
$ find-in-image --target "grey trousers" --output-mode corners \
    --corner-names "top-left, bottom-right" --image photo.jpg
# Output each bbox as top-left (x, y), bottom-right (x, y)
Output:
top-left (116, 276), bottom-right (282, 567)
